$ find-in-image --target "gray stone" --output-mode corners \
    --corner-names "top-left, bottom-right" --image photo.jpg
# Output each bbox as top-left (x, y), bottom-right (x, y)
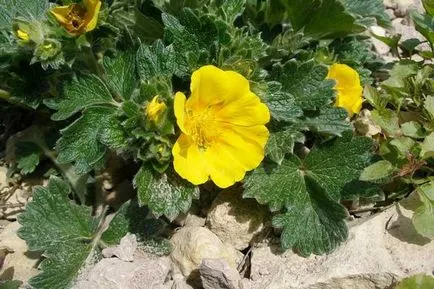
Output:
top-left (170, 227), bottom-right (243, 282)
top-left (102, 233), bottom-right (137, 262)
top-left (370, 26), bottom-right (391, 56)
top-left (207, 188), bottom-right (269, 250)
top-left (73, 254), bottom-right (171, 289)
top-left (249, 205), bottom-right (434, 289)
top-left (200, 258), bottom-right (241, 289)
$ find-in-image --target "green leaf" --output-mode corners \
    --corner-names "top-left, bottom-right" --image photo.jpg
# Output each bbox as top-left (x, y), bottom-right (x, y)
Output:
top-left (360, 160), bottom-right (395, 181)
top-left (303, 107), bottom-right (351, 136)
top-left (401, 121), bottom-right (425, 139)
top-left (340, 0), bottom-right (390, 27)
top-left (136, 40), bottom-right (176, 81)
top-left (57, 106), bottom-right (126, 175)
top-left (266, 127), bottom-right (305, 165)
top-left (244, 133), bottom-right (373, 255)
top-left (410, 10), bottom-right (434, 46)
top-left (0, 0), bottom-right (49, 29)
top-left (390, 137), bottom-right (416, 158)
top-left (271, 60), bottom-right (335, 110)
top-left (423, 0), bottom-right (434, 16)
top-left (424, 96), bottom-right (434, 118)
top-left (134, 166), bottom-right (200, 221)
top-left (396, 274), bottom-right (434, 289)
top-left (218, 0), bottom-right (246, 23)
top-left (0, 280), bottom-right (22, 289)
top-left (17, 177), bottom-right (100, 289)
top-left (102, 199), bottom-right (166, 246)
top-left (382, 61), bottom-right (418, 89)
top-left (103, 52), bottom-right (137, 100)
top-left (282, 0), bottom-right (365, 39)
top-left (15, 141), bottom-right (41, 175)
top-left (421, 132), bottom-right (434, 159)
top-left (371, 109), bottom-right (400, 135)
top-left (45, 75), bottom-right (115, 121)
top-left (263, 81), bottom-right (303, 122)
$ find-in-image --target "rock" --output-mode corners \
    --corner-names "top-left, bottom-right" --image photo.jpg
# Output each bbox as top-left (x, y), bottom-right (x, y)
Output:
top-left (0, 222), bottom-right (40, 283)
top-left (207, 188), bottom-right (269, 250)
top-left (200, 258), bottom-right (241, 289)
top-left (170, 227), bottom-right (243, 283)
top-left (175, 213), bottom-right (206, 228)
top-left (73, 254), bottom-right (171, 289)
top-left (354, 109), bottom-right (382, 137)
top-left (0, 188), bottom-right (31, 220)
top-left (102, 233), bottom-right (137, 262)
top-left (370, 26), bottom-right (390, 56)
top-left (172, 279), bottom-right (194, 289)
top-left (249, 205), bottom-right (434, 289)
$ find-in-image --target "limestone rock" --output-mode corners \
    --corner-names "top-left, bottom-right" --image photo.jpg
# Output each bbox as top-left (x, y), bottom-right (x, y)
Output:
top-left (170, 227), bottom-right (243, 281)
top-left (370, 26), bottom-right (390, 56)
top-left (200, 258), bottom-right (241, 289)
top-left (207, 189), bottom-right (268, 250)
top-left (171, 279), bottom-right (194, 289)
top-left (249, 205), bottom-right (434, 289)
top-left (73, 254), bottom-right (171, 289)
top-left (354, 109), bottom-right (382, 137)
top-left (175, 213), bottom-right (206, 228)
top-left (0, 222), bottom-right (40, 283)
top-left (102, 233), bottom-right (137, 262)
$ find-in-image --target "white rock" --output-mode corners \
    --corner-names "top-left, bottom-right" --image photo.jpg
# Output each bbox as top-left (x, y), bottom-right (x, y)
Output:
top-left (200, 258), bottom-right (241, 289)
top-left (170, 227), bottom-right (243, 281)
top-left (370, 26), bottom-right (391, 56)
top-left (171, 279), bottom-right (194, 289)
top-left (73, 254), bottom-right (171, 289)
top-left (354, 109), bottom-right (382, 137)
top-left (207, 189), bottom-right (268, 250)
top-left (0, 222), bottom-right (40, 283)
top-left (102, 233), bottom-right (137, 262)
top-left (249, 205), bottom-right (434, 289)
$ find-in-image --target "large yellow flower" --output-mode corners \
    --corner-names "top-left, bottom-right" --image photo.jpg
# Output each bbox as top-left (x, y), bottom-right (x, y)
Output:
top-left (173, 65), bottom-right (270, 188)
top-left (327, 64), bottom-right (363, 116)
top-left (50, 0), bottom-right (101, 35)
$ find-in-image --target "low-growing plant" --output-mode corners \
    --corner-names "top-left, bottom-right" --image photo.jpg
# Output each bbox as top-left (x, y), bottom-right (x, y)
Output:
top-left (0, 0), bottom-right (405, 288)
top-left (362, 1), bottom-right (434, 240)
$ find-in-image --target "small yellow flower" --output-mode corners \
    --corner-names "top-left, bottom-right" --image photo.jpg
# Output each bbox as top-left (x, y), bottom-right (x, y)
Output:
top-left (146, 96), bottom-right (167, 123)
top-left (172, 65), bottom-right (270, 188)
top-left (327, 64), bottom-right (363, 116)
top-left (50, 0), bottom-right (101, 35)
top-left (16, 29), bottom-right (30, 41)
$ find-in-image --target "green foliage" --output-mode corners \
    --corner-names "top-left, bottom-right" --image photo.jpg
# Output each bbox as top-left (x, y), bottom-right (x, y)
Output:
top-left (18, 177), bottom-right (166, 289)
top-left (396, 274), bottom-right (434, 289)
top-left (245, 132), bottom-right (373, 255)
top-left (134, 165), bottom-right (200, 221)
top-left (0, 280), bottom-right (22, 289)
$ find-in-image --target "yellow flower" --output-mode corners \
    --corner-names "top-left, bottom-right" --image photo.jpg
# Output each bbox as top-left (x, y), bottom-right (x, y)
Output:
top-left (50, 0), bottom-right (101, 35)
top-left (146, 95), bottom-right (167, 123)
top-left (172, 65), bottom-right (270, 188)
top-left (327, 64), bottom-right (363, 116)
top-left (16, 29), bottom-right (30, 41)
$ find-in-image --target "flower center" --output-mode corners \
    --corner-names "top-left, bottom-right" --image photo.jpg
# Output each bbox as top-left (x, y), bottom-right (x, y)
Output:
top-left (186, 108), bottom-right (219, 151)
top-left (68, 4), bottom-right (86, 30)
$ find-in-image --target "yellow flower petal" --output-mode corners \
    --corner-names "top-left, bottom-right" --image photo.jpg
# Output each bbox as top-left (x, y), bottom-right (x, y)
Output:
top-left (83, 0), bottom-right (101, 32)
top-left (174, 92), bottom-right (187, 133)
top-left (327, 64), bottom-right (363, 116)
top-left (172, 134), bottom-right (209, 185)
top-left (50, 5), bottom-right (72, 25)
top-left (216, 92), bottom-right (270, 126)
top-left (188, 65), bottom-right (250, 110)
top-left (172, 65), bottom-right (270, 188)
top-left (146, 95), bottom-right (167, 123)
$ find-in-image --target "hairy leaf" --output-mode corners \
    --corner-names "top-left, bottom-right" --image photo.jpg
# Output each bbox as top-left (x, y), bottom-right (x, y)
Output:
top-left (103, 52), bottom-right (137, 100)
top-left (303, 107), bottom-right (351, 136)
top-left (244, 132), bottom-right (373, 255)
top-left (396, 274), bottom-right (434, 289)
top-left (136, 40), bottom-right (176, 80)
top-left (15, 142), bottom-right (41, 175)
top-left (17, 177), bottom-right (100, 289)
top-left (45, 75), bottom-right (115, 121)
top-left (282, 0), bottom-right (365, 39)
top-left (266, 127), bottom-right (305, 165)
top-left (57, 106), bottom-right (126, 175)
top-left (0, 0), bottom-right (48, 29)
top-left (271, 60), bottom-right (335, 110)
top-left (340, 0), bottom-right (390, 27)
top-left (134, 166), bottom-right (199, 221)
top-left (263, 81), bottom-right (303, 122)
